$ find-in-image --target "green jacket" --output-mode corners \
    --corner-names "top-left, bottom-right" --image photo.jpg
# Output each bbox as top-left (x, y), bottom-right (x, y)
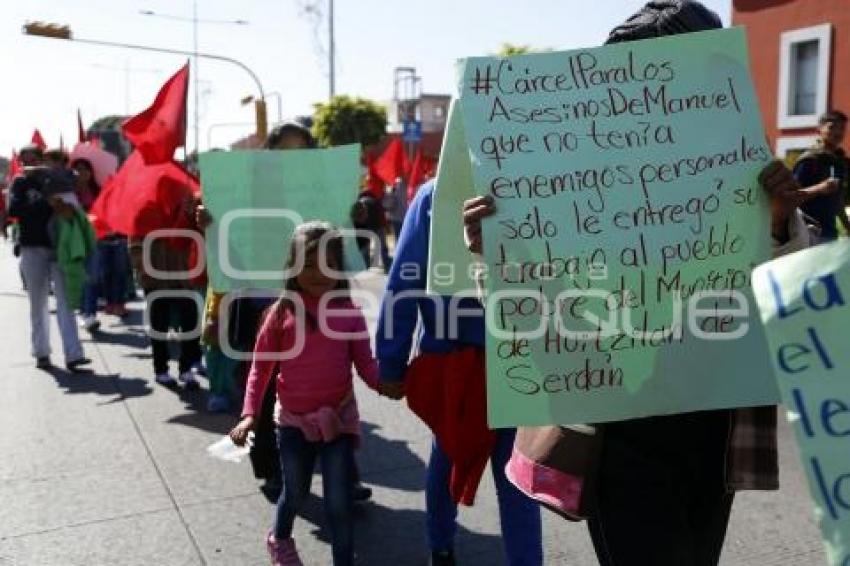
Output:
top-left (56, 209), bottom-right (96, 310)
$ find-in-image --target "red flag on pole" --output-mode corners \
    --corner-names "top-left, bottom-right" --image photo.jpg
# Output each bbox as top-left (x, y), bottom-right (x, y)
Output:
top-left (407, 148), bottom-right (435, 203)
top-left (122, 63), bottom-right (189, 164)
top-left (91, 150), bottom-right (200, 237)
top-left (31, 129), bottom-right (47, 151)
top-left (77, 109), bottom-right (87, 143)
top-left (373, 137), bottom-right (410, 186)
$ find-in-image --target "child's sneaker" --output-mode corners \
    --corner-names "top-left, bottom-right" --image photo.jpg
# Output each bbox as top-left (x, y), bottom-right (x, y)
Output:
top-left (206, 394), bottom-right (231, 413)
top-left (267, 533), bottom-right (303, 566)
top-left (155, 372), bottom-right (178, 387)
top-left (179, 369), bottom-right (200, 391)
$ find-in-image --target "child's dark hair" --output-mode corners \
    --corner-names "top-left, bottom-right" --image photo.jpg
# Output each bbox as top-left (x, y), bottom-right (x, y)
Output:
top-left (265, 221), bottom-right (349, 329)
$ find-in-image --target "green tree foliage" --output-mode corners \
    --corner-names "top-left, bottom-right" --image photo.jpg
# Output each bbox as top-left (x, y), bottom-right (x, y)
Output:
top-left (312, 95), bottom-right (387, 148)
top-left (496, 43), bottom-right (533, 57)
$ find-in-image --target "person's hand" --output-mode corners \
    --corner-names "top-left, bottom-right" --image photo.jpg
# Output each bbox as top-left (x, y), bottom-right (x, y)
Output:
top-left (463, 195), bottom-right (497, 254)
top-left (195, 204), bottom-right (213, 230)
top-left (229, 416), bottom-right (255, 446)
top-left (378, 381), bottom-right (405, 400)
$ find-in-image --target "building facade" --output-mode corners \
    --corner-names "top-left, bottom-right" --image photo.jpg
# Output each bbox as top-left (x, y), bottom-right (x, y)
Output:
top-left (733, 0), bottom-right (850, 161)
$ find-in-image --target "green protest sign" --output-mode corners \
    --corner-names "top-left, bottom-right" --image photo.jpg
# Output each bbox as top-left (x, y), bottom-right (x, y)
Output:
top-left (199, 145), bottom-right (365, 291)
top-left (449, 27), bottom-right (779, 426)
top-left (427, 101), bottom-right (479, 296)
top-left (753, 241), bottom-right (850, 566)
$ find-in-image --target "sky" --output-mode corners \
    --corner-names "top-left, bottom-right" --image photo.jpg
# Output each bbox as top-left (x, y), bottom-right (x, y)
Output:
top-left (1, 0), bottom-right (730, 156)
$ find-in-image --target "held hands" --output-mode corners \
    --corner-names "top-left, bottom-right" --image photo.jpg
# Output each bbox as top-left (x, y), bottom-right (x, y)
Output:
top-left (229, 416), bottom-right (255, 447)
top-left (378, 381), bottom-right (405, 401)
top-left (462, 195), bottom-right (497, 254)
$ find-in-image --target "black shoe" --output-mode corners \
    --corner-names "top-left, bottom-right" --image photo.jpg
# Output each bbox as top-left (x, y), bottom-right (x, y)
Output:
top-left (66, 358), bottom-right (92, 373)
top-left (353, 482), bottom-right (373, 503)
top-left (36, 357), bottom-right (52, 369)
top-left (431, 550), bottom-right (456, 566)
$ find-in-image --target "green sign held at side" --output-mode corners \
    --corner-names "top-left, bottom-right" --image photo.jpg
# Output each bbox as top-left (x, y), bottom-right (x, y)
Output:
top-left (753, 241), bottom-right (850, 566)
top-left (433, 28), bottom-right (781, 426)
top-left (199, 145), bottom-right (365, 292)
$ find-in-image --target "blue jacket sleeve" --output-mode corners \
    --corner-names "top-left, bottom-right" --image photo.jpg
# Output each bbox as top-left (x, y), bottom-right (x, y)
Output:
top-left (793, 158), bottom-right (822, 188)
top-left (375, 183), bottom-right (433, 382)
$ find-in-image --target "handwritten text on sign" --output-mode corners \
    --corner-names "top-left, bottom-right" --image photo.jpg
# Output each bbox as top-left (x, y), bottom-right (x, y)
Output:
top-left (457, 28), bottom-right (777, 426)
top-left (754, 242), bottom-right (850, 566)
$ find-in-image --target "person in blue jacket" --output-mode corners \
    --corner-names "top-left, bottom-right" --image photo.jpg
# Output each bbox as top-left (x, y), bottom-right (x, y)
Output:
top-left (376, 181), bottom-right (543, 566)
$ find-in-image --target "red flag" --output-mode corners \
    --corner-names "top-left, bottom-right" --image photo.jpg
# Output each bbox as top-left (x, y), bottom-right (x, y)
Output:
top-left (407, 149), bottom-right (436, 203)
top-left (364, 152), bottom-right (385, 198)
top-left (31, 129), bottom-right (47, 150)
top-left (77, 109), bottom-right (87, 143)
top-left (7, 151), bottom-right (22, 182)
top-left (373, 137), bottom-right (410, 186)
top-left (91, 150), bottom-right (200, 237)
top-left (122, 63), bottom-right (189, 164)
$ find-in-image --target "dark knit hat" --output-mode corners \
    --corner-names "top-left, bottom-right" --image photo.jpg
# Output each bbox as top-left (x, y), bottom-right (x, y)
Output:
top-left (606, 0), bottom-right (722, 44)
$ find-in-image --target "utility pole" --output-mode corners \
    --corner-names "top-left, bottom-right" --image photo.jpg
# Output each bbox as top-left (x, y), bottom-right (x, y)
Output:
top-left (328, 0), bottom-right (335, 100)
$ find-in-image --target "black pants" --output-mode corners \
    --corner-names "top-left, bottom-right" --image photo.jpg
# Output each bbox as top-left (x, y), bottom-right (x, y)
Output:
top-left (146, 291), bottom-right (202, 375)
top-left (588, 410), bottom-right (734, 566)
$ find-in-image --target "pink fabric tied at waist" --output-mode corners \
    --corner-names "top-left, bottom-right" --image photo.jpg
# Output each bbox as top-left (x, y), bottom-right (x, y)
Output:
top-left (505, 447), bottom-right (585, 521)
top-left (276, 394), bottom-right (361, 444)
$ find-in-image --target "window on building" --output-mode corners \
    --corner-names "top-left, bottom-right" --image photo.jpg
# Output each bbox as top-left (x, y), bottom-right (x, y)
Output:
top-left (791, 40), bottom-right (818, 115)
top-left (778, 24), bottom-right (831, 129)
top-left (434, 105), bottom-right (445, 120)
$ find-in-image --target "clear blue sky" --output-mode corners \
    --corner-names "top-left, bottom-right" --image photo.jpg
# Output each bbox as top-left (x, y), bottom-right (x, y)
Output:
top-left (2, 0), bottom-right (730, 155)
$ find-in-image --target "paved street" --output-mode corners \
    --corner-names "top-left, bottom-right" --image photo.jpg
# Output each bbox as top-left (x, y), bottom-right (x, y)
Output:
top-left (0, 240), bottom-right (828, 566)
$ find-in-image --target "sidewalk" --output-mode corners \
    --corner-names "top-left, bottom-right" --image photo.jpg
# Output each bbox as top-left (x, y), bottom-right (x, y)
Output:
top-left (0, 240), bottom-right (827, 565)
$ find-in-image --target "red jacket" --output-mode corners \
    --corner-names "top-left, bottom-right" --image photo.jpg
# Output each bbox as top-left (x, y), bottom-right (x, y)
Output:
top-left (405, 348), bottom-right (496, 506)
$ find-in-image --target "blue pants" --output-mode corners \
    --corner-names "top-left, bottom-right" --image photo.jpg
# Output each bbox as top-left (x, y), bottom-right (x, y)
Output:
top-left (81, 248), bottom-right (101, 317)
top-left (427, 429), bottom-right (543, 566)
top-left (275, 427), bottom-right (355, 566)
top-left (98, 238), bottom-right (129, 305)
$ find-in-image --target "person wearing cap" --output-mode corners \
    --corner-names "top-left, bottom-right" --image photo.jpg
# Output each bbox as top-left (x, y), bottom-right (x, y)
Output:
top-left (461, 2), bottom-right (837, 564)
top-left (8, 144), bottom-right (91, 372)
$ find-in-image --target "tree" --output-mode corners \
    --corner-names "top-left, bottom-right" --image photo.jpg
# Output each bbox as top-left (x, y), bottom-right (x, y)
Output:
top-left (496, 43), bottom-right (533, 57)
top-left (312, 95), bottom-right (387, 148)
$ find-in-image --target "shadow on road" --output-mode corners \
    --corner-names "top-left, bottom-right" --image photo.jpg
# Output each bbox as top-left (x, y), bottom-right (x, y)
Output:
top-left (83, 327), bottom-right (150, 350)
top-left (358, 421), bottom-right (427, 492)
top-left (298, 493), bottom-right (506, 565)
top-left (45, 366), bottom-right (153, 401)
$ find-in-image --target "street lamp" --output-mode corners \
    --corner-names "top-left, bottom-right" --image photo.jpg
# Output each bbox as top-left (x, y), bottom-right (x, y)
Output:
top-left (138, 5), bottom-right (249, 156)
top-left (22, 21), bottom-right (268, 145)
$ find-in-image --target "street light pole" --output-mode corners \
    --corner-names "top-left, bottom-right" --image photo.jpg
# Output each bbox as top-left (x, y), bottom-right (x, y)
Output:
top-left (137, 7), bottom-right (249, 154)
top-left (328, 0), bottom-right (335, 99)
top-left (23, 23), bottom-right (268, 145)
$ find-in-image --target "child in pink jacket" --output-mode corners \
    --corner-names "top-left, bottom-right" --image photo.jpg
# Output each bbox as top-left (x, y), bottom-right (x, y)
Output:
top-left (230, 221), bottom-right (388, 566)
